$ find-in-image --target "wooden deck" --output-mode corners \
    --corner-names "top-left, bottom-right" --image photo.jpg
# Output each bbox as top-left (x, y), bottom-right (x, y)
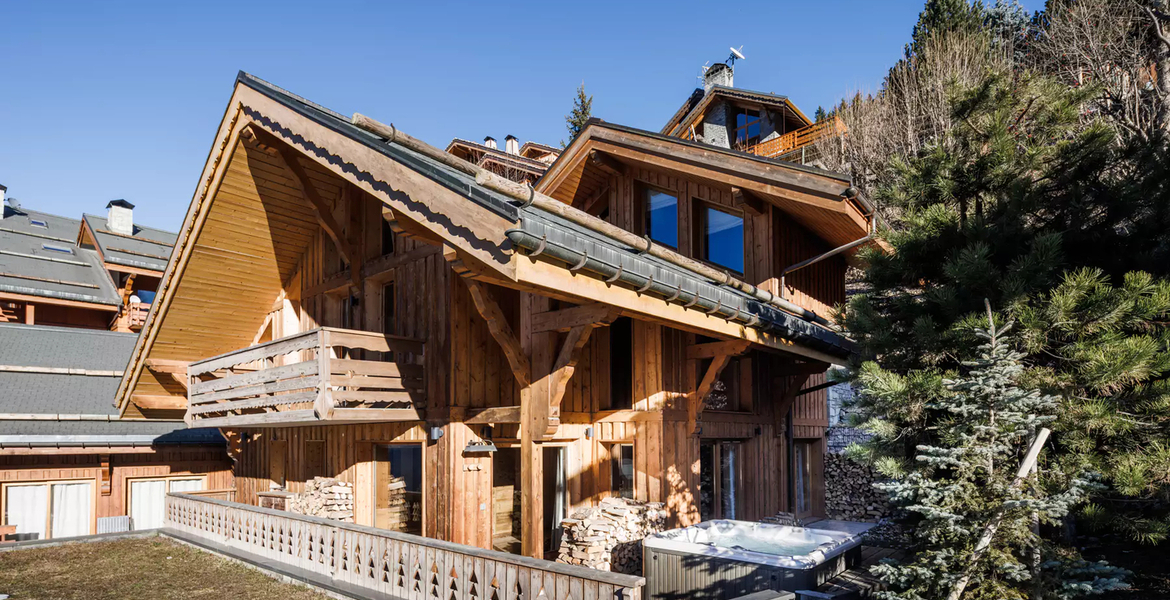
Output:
top-left (185, 328), bottom-right (425, 428)
top-left (803, 546), bottom-right (904, 600)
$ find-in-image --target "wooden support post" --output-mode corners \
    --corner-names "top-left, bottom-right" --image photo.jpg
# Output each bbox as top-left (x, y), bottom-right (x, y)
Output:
top-left (99, 454), bottom-right (112, 496)
top-left (520, 292), bottom-right (551, 559)
top-left (685, 340), bottom-right (750, 434)
top-left (732, 186), bottom-right (767, 216)
top-left (465, 279), bottom-right (531, 386)
top-left (773, 373), bottom-right (812, 435)
top-left (24, 303), bottom-right (33, 325)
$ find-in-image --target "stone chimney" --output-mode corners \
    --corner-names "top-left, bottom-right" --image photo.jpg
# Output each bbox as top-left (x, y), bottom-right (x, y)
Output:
top-left (483, 136), bottom-right (497, 150)
top-left (106, 199), bottom-right (135, 236)
top-left (505, 135), bottom-right (519, 155)
top-left (703, 62), bottom-right (733, 93)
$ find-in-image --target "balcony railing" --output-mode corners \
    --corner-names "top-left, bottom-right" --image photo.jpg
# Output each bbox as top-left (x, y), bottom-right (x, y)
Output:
top-left (743, 117), bottom-right (845, 161)
top-left (185, 328), bottom-right (425, 428)
top-left (165, 493), bottom-right (644, 599)
top-left (127, 302), bottom-right (150, 330)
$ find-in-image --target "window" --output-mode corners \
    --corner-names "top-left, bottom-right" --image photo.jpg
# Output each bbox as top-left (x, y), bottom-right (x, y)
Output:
top-left (696, 204), bottom-right (744, 273)
top-left (643, 188), bottom-right (678, 248)
top-left (3, 480), bottom-right (93, 541)
top-left (129, 476), bottom-right (205, 530)
top-left (610, 444), bottom-right (635, 499)
top-left (376, 445), bottom-right (423, 535)
top-left (793, 441), bottom-right (814, 516)
top-left (381, 218), bottom-right (395, 256)
top-left (700, 442), bottom-right (742, 520)
top-left (29, 219), bottom-right (48, 228)
top-left (733, 107), bottom-right (763, 147)
top-left (608, 317), bottom-right (633, 410)
top-left (42, 243), bottom-right (73, 255)
top-left (382, 283), bottom-right (395, 335)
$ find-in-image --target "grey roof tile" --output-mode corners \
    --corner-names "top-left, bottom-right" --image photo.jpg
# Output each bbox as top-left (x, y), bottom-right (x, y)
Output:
top-left (0, 208), bottom-right (122, 305)
top-left (83, 214), bottom-right (176, 273)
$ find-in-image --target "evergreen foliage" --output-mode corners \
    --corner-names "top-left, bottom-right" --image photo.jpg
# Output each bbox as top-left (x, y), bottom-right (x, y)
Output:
top-left (562, 83), bottom-right (593, 147)
top-left (861, 307), bottom-right (1128, 600)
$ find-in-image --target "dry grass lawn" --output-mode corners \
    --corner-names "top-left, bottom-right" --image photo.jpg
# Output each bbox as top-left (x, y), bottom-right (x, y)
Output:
top-left (0, 536), bottom-right (331, 600)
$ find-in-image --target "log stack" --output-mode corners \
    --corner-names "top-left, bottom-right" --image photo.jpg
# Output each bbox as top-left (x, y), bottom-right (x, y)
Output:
top-left (556, 497), bottom-right (667, 575)
top-left (288, 477), bottom-right (355, 522)
top-left (824, 452), bottom-right (890, 522)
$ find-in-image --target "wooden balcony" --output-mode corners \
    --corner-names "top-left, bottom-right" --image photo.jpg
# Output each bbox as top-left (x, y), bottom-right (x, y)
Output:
top-left (127, 302), bottom-right (150, 331)
top-left (743, 117), bottom-right (845, 161)
top-left (185, 328), bottom-right (425, 428)
top-left (165, 493), bottom-right (645, 599)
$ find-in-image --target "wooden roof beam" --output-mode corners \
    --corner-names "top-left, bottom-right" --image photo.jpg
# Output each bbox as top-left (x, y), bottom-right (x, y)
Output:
top-left (247, 126), bottom-right (360, 289)
top-left (732, 186), bottom-right (767, 216)
top-left (131, 393), bottom-right (186, 411)
top-left (465, 279), bottom-right (531, 386)
top-left (587, 150), bottom-right (626, 177)
top-left (685, 339), bottom-right (751, 434)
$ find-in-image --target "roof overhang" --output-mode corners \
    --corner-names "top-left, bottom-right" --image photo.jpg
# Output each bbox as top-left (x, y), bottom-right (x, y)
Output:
top-left (538, 120), bottom-right (870, 249)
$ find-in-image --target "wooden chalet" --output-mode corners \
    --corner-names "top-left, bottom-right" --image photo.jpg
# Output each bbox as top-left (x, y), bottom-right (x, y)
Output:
top-left (112, 72), bottom-right (874, 560)
top-left (662, 61), bottom-right (843, 164)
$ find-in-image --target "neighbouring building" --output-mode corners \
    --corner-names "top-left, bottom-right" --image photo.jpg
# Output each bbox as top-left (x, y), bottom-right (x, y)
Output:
top-left (0, 189), bottom-right (231, 541)
top-left (112, 70), bottom-right (875, 561)
top-left (661, 61), bottom-right (844, 164)
top-left (445, 135), bottom-right (560, 185)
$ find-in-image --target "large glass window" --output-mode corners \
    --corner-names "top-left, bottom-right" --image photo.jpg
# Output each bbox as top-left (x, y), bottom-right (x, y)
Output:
top-left (733, 108), bottom-right (763, 147)
top-left (794, 440), bottom-right (814, 516)
top-left (699, 442), bottom-right (742, 520)
top-left (644, 189), bottom-right (678, 248)
top-left (698, 205), bottom-right (745, 273)
top-left (3, 481), bottom-right (93, 541)
top-left (376, 445), bottom-right (423, 535)
top-left (611, 444), bottom-right (635, 499)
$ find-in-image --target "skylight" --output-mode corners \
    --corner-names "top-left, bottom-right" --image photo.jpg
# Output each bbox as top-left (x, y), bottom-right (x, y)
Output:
top-left (42, 243), bottom-right (73, 255)
top-left (29, 219), bottom-right (47, 228)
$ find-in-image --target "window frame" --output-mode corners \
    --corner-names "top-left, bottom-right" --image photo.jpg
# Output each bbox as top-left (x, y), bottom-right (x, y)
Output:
top-left (609, 443), bottom-right (636, 500)
top-left (638, 184), bottom-right (680, 250)
top-left (374, 442), bottom-right (426, 535)
top-left (732, 106), bottom-right (764, 147)
top-left (693, 200), bottom-right (746, 275)
top-left (2, 478), bottom-right (98, 540)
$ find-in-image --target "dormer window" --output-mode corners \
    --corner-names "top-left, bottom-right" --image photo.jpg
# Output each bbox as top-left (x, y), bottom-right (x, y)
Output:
top-left (733, 107), bottom-right (762, 147)
top-left (643, 188), bottom-right (678, 248)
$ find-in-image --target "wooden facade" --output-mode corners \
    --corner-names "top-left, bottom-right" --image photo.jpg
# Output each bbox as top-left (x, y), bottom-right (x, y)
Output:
top-left (114, 74), bottom-right (867, 561)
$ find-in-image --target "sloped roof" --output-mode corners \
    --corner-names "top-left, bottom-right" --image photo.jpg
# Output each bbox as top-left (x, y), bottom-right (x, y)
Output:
top-left (661, 85), bottom-right (812, 138)
top-left (0, 207), bottom-right (121, 306)
top-left (445, 138), bottom-right (551, 175)
top-left (0, 323), bottom-right (220, 445)
top-left (83, 213), bottom-right (177, 273)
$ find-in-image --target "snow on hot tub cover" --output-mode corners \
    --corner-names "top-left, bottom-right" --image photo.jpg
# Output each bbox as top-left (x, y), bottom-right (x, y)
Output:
top-left (643, 520), bottom-right (863, 569)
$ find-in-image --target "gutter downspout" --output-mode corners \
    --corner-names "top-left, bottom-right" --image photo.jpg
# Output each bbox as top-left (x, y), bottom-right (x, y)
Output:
top-left (780, 194), bottom-right (876, 300)
top-left (350, 113), bottom-right (838, 329)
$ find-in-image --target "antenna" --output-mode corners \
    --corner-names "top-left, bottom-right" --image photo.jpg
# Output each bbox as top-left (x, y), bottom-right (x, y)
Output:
top-left (727, 46), bottom-right (746, 65)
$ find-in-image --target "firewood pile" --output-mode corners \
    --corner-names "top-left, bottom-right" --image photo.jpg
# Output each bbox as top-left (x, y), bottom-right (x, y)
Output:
top-left (825, 452), bottom-right (890, 522)
top-left (761, 511), bottom-right (801, 526)
top-left (556, 497), bottom-right (667, 575)
top-left (288, 477), bottom-right (354, 522)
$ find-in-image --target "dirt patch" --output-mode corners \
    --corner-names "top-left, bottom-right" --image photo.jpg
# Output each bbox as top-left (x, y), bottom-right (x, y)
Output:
top-left (0, 536), bottom-right (331, 600)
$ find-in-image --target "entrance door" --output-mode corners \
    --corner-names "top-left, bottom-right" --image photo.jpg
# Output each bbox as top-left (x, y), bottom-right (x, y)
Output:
top-left (130, 477), bottom-right (204, 530)
top-left (3, 481), bottom-right (93, 540)
top-left (792, 439), bottom-right (820, 519)
top-left (699, 441), bottom-right (743, 521)
top-left (375, 444), bottom-right (423, 535)
top-left (491, 448), bottom-right (522, 553)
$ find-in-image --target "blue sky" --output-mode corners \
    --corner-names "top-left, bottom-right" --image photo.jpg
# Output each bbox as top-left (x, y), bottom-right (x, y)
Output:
top-left (0, 1), bottom-right (1036, 231)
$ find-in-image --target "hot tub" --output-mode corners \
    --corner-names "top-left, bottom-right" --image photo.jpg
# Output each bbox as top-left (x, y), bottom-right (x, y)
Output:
top-left (642, 520), bottom-right (870, 599)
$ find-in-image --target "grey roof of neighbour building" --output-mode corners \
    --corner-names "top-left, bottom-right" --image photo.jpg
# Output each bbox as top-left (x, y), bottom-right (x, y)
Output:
top-left (0, 323), bottom-right (221, 446)
top-left (83, 213), bottom-right (177, 273)
top-left (0, 207), bottom-right (123, 306)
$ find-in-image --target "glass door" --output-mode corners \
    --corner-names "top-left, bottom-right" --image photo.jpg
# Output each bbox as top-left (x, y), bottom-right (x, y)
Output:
top-left (699, 441), bottom-right (743, 521)
top-left (375, 444), bottom-right (423, 535)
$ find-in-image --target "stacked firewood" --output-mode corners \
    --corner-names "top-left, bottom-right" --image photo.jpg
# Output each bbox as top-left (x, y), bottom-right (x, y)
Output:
top-left (556, 497), bottom-right (667, 575)
top-left (824, 452), bottom-right (890, 522)
top-left (288, 477), bottom-right (355, 522)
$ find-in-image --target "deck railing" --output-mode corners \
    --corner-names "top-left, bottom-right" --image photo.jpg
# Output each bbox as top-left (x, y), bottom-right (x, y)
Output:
top-left (165, 493), bottom-right (644, 600)
top-left (743, 117), bottom-right (845, 161)
top-left (185, 327), bottom-right (425, 428)
top-left (127, 302), bottom-right (150, 330)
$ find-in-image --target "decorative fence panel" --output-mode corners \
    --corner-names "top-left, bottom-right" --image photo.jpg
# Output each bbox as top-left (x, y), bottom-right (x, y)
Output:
top-left (166, 493), bottom-right (644, 600)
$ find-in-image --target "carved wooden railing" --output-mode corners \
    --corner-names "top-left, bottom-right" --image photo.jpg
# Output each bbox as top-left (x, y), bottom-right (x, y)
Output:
top-left (165, 493), bottom-right (644, 600)
top-left (186, 327), bottom-right (425, 428)
top-left (743, 117), bottom-right (845, 160)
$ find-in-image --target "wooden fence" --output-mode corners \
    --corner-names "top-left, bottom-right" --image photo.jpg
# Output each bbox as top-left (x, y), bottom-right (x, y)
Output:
top-left (165, 493), bottom-right (644, 600)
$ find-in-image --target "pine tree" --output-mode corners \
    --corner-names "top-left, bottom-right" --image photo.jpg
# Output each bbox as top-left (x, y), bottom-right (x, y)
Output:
top-left (814, 106), bottom-right (827, 122)
top-left (860, 305), bottom-right (1128, 600)
top-left (842, 69), bottom-right (1170, 544)
top-left (563, 83), bottom-right (593, 147)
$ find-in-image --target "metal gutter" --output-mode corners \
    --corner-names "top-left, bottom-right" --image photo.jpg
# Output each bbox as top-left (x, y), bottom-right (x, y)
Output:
top-left (506, 217), bottom-right (854, 358)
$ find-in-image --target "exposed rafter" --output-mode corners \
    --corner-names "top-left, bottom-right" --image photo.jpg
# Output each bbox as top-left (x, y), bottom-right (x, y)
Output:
top-left (465, 279), bottom-right (531, 386)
